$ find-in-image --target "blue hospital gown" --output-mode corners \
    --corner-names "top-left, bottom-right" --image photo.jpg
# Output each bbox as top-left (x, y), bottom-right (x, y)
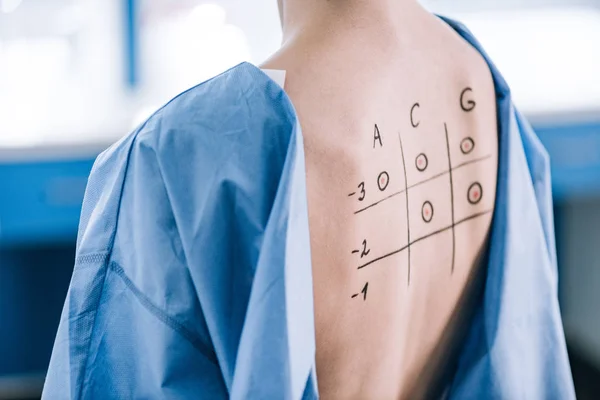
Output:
top-left (43, 17), bottom-right (575, 399)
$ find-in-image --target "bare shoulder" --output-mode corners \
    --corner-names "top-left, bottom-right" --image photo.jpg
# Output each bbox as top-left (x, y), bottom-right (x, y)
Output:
top-left (434, 15), bottom-right (497, 125)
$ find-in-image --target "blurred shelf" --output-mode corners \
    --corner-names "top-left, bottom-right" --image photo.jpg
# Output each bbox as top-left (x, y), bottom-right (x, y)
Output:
top-left (0, 148), bottom-right (98, 247)
top-left (0, 118), bottom-right (597, 246)
top-left (535, 120), bottom-right (600, 201)
top-left (0, 372), bottom-right (45, 400)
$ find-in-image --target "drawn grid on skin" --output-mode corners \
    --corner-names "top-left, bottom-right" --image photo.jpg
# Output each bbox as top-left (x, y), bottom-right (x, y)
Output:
top-left (356, 209), bottom-right (492, 270)
top-left (353, 154), bottom-right (492, 215)
top-left (444, 123), bottom-right (456, 273)
top-left (397, 131), bottom-right (411, 285)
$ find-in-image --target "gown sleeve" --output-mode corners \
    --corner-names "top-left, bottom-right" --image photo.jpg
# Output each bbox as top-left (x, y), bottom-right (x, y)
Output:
top-left (42, 64), bottom-right (318, 400)
top-left (442, 17), bottom-right (576, 400)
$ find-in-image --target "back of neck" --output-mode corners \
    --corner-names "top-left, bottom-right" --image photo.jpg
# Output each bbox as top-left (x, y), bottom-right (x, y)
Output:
top-left (279, 0), bottom-right (423, 44)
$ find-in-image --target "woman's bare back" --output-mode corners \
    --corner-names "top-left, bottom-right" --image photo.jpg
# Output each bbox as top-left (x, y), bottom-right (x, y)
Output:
top-left (263, 6), bottom-right (497, 399)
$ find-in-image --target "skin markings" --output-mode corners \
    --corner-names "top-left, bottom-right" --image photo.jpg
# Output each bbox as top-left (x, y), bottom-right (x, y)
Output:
top-left (351, 240), bottom-right (371, 256)
top-left (356, 209), bottom-right (492, 270)
top-left (398, 130), bottom-right (412, 285)
top-left (358, 182), bottom-right (365, 201)
top-left (349, 87), bottom-right (486, 296)
top-left (444, 123), bottom-right (457, 273)
top-left (421, 201), bottom-right (434, 223)
top-left (410, 103), bottom-right (420, 128)
top-left (351, 282), bottom-right (369, 300)
top-left (415, 153), bottom-right (428, 172)
top-left (353, 190), bottom-right (404, 214)
top-left (352, 154), bottom-right (492, 215)
top-left (460, 137), bottom-right (475, 155)
top-left (361, 239), bottom-right (371, 257)
top-left (467, 182), bottom-right (483, 205)
top-left (377, 171), bottom-right (390, 191)
top-left (460, 87), bottom-right (476, 112)
top-left (373, 124), bottom-right (383, 148)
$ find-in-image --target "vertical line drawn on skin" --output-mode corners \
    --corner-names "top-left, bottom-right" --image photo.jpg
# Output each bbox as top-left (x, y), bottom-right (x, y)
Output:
top-left (397, 131), bottom-right (411, 286)
top-left (444, 123), bottom-right (456, 274)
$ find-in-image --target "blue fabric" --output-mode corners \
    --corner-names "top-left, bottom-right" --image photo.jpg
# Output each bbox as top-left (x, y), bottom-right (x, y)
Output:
top-left (43, 18), bottom-right (574, 399)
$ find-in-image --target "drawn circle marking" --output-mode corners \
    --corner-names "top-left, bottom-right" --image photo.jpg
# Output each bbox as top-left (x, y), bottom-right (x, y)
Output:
top-left (421, 201), bottom-right (434, 223)
top-left (467, 182), bottom-right (483, 205)
top-left (377, 171), bottom-right (390, 191)
top-left (460, 137), bottom-right (475, 155)
top-left (415, 153), bottom-right (428, 172)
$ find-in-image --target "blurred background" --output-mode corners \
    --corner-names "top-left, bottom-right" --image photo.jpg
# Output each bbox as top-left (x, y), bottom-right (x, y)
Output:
top-left (0, 0), bottom-right (599, 398)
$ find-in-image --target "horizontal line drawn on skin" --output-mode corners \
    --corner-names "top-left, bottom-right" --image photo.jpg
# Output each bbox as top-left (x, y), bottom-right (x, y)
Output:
top-left (353, 154), bottom-right (492, 215)
top-left (356, 209), bottom-right (492, 270)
